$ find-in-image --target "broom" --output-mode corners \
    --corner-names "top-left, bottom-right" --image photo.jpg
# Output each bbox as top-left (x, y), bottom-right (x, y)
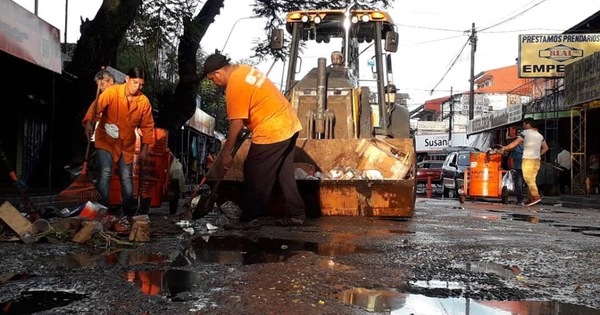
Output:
top-left (56, 85), bottom-right (102, 204)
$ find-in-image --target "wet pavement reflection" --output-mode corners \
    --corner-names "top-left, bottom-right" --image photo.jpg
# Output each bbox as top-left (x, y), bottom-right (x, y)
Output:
top-left (190, 235), bottom-right (377, 265)
top-left (451, 261), bottom-right (522, 279)
top-left (124, 270), bottom-right (196, 298)
top-left (42, 251), bottom-right (169, 269)
top-left (0, 290), bottom-right (87, 314)
top-left (336, 287), bottom-right (600, 314)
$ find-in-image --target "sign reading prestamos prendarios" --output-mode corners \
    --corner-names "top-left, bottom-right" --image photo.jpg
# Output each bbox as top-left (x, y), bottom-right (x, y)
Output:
top-left (518, 34), bottom-right (600, 78)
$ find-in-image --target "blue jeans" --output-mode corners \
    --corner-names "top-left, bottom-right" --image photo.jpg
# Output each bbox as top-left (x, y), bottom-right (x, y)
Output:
top-left (95, 149), bottom-right (134, 215)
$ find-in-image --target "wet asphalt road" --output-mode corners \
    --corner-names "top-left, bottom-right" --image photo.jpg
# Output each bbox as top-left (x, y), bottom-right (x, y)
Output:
top-left (0, 196), bottom-right (599, 314)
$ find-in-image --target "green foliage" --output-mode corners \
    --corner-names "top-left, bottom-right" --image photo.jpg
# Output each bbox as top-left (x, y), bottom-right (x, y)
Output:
top-left (198, 79), bottom-right (228, 134)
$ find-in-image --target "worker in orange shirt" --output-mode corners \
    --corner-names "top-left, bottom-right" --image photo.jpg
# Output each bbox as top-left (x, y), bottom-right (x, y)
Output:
top-left (201, 52), bottom-right (306, 229)
top-left (82, 67), bottom-right (155, 217)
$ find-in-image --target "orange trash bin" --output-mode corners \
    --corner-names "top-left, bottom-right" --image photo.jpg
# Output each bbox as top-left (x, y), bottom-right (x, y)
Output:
top-left (468, 152), bottom-right (502, 197)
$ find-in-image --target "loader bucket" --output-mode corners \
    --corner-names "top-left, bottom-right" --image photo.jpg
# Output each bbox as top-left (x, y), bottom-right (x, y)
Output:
top-left (217, 137), bottom-right (416, 218)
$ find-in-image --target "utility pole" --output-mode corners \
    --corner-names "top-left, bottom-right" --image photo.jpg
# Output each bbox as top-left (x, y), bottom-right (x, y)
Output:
top-left (449, 87), bottom-right (453, 144)
top-left (63, 0), bottom-right (68, 54)
top-left (468, 22), bottom-right (477, 121)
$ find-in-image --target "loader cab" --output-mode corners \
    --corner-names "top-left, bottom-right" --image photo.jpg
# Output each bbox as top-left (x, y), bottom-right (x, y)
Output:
top-left (270, 5), bottom-right (406, 139)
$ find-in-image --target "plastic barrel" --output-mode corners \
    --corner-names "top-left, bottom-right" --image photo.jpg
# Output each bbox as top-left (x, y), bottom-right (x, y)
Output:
top-left (468, 152), bottom-right (502, 197)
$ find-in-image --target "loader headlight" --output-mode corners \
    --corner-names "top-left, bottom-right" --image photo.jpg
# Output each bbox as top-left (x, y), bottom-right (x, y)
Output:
top-left (314, 16), bottom-right (321, 24)
top-left (301, 15), bottom-right (309, 23)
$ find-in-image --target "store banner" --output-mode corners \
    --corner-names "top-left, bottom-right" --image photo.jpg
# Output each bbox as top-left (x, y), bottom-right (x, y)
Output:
top-left (467, 104), bottom-right (522, 135)
top-left (518, 34), bottom-right (600, 78)
top-left (186, 108), bottom-right (215, 136)
top-left (564, 51), bottom-right (600, 107)
top-left (0, 0), bottom-right (62, 73)
top-left (415, 133), bottom-right (467, 152)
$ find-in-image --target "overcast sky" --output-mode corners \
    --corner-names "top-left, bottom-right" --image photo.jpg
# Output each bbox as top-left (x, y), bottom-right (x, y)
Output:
top-left (14, 0), bottom-right (600, 108)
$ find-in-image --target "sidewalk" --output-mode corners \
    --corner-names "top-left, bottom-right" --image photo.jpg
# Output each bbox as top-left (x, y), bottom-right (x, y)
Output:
top-left (540, 194), bottom-right (600, 210)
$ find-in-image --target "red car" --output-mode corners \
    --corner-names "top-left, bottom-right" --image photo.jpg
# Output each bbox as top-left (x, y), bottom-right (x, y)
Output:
top-left (417, 160), bottom-right (444, 183)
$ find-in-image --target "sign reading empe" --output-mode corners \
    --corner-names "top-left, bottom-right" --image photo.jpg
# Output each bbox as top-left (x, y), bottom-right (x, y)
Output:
top-left (518, 34), bottom-right (600, 78)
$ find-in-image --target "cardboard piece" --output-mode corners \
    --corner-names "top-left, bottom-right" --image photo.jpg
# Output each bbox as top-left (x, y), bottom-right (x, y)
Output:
top-left (0, 201), bottom-right (33, 240)
top-left (129, 221), bottom-right (150, 242)
top-left (72, 221), bottom-right (97, 244)
top-left (355, 138), bottom-right (411, 180)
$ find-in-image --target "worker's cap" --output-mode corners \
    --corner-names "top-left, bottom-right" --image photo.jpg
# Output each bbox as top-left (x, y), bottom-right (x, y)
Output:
top-left (202, 52), bottom-right (231, 79)
top-left (331, 51), bottom-right (343, 57)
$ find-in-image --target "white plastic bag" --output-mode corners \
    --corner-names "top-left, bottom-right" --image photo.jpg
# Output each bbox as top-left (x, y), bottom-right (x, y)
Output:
top-left (170, 156), bottom-right (185, 192)
top-left (502, 170), bottom-right (514, 193)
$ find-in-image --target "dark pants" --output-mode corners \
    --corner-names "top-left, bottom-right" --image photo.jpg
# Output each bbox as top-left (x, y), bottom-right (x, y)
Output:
top-left (513, 169), bottom-right (525, 203)
top-left (558, 168), bottom-right (571, 194)
top-left (240, 133), bottom-right (305, 222)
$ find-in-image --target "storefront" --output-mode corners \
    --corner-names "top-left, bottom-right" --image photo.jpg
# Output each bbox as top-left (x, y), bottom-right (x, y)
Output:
top-left (0, 0), bottom-right (66, 192)
top-left (564, 51), bottom-right (600, 195)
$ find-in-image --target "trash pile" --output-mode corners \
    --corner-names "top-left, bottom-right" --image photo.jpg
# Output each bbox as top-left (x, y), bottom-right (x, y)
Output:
top-left (0, 200), bottom-right (151, 246)
top-left (174, 200), bottom-right (242, 235)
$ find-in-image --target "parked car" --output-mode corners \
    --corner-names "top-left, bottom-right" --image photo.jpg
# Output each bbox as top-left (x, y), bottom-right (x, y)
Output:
top-left (441, 147), bottom-right (480, 198)
top-left (417, 160), bottom-right (444, 183)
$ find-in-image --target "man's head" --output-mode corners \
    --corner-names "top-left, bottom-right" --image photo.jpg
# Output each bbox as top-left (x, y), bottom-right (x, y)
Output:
top-left (331, 51), bottom-right (343, 66)
top-left (95, 69), bottom-right (115, 93)
top-left (202, 52), bottom-right (231, 87)
top-left (522, 117), bottom-right (535, 129)
top-left (125, 67), bottom-right (146, 96)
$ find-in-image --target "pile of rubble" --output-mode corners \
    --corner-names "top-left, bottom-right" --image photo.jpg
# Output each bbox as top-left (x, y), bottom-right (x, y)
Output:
top-left (0, 200), bottom-right (151, 246)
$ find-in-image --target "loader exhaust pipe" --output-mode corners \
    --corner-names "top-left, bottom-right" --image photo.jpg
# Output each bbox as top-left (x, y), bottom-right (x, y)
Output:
top-left (315, 57), bottom-right (327, 137)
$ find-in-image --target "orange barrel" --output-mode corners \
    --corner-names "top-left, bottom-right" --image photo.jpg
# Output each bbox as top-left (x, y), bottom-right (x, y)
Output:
top-left (109, 128), bottom-right (171, 208)
top-left (468, 152), bottom-right (502, 197)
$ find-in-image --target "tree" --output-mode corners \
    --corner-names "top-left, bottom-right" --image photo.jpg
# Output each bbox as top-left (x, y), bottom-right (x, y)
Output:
top-left (66, 0), bottom-right (395, 137)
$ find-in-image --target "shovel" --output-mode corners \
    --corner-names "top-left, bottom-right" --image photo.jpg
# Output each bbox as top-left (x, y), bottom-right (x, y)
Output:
top-left (181, 130), bottom-right (250, 220)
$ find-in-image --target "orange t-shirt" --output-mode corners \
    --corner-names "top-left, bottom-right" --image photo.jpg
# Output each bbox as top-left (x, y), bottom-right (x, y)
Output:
top-left (225, 65), bottom-right (302, 144)
top-left (82, 84), bottom-right (155, 164)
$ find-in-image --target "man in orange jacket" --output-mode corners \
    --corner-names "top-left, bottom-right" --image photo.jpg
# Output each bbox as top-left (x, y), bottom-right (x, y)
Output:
top-left (82, 67), bottom-right (155, 217)
top-left (202, 52), bottom-right (306, 228)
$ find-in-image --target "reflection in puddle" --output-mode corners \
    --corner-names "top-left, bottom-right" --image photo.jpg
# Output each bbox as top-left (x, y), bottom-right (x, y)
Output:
top-left (337, 288), bottom-right (600, 314)
top-left (191, 235), bottom-right (377, 265)
top-left (501, 213), bottom-right (555, 224)
top-left (409, 280), bottom-right (463, 290)
top-left (452, 261), bottom-right (521, 279)
top-left (0, 274), bottom-right (34, 285)
top-left (0, 290), bottom-right (87, 314)
top-left (552, 224), bottom-right (600, 237)
top-left (124, 270), bottom-right (197, 297)
top-left (44, 251), bottom-right (168, 268)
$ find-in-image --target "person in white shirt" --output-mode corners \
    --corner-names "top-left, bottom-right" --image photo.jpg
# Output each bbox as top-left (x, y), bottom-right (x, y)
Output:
top-left (556, 147), bottom-right (571, 194)
top-left (499, 118), bottom-right (549, 206)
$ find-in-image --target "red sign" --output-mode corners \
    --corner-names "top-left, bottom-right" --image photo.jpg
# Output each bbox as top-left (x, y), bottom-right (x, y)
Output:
top-left (0, 0), bottom-right (62, 73)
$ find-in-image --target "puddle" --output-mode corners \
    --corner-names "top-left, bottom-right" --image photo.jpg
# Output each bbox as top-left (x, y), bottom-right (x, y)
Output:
top-left (551, 224), bottom-right (600, 237)
top-left (336, 288), bottom-right (600, 314)
top-left (410, 280), bottom-right (463, 290)
top-left (43, 251), bottom-right (168, 268)
top-left (191, 235), bottom-right (377, 265)
top-left (0, 290), bottom-right (87, 314)
top-left (124, 270), bottom-right (197, 297)
top-left (452, 261), bottom-right (521, 279)
top-left (0, 274), bottom-right (35, 285)
top-left (501, 213), bottom-right (556, 224)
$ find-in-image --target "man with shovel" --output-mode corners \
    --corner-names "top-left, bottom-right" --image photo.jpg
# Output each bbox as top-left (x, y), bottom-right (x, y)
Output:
top-left (82, 67), bottom-right (155, 218)
top-left (202, 52), bottom-right (306, 229)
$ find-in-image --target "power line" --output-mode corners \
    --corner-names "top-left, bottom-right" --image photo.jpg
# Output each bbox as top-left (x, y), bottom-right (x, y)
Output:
top-left (428, 37), bottom-right (470, 95)
top-left (478, 0), bottom-right (548, 32)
